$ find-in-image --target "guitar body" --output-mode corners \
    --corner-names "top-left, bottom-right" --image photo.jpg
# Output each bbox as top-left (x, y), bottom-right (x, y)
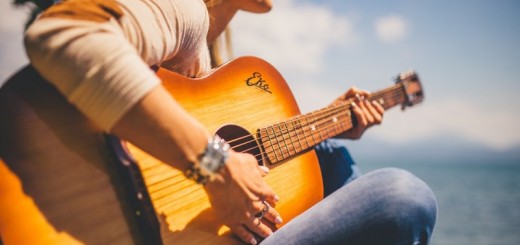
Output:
top-left (0, 66), bottom-right (139, 244)
top-left (138, 57), bottom-right (324, 243)
top-left (0, 57), bottom-right (324, 244)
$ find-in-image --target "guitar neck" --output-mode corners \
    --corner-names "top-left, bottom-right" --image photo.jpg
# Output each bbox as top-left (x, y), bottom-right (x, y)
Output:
top-left (259, 83), bottom-right (406, 164)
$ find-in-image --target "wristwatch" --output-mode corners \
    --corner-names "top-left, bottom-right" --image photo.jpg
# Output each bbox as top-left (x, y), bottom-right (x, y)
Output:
top-left (184, 135), bottom-right (230, 185)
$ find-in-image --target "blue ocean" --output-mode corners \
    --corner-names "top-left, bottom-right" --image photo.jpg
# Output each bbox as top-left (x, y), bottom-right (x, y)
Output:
top-left (360, 159), bottom-right (520, 245)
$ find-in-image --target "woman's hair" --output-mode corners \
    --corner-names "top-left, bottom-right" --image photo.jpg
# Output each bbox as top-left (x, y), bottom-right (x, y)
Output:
top-left (209, 27), bottom-right (233, 67)
top-left (204, 0), bottom-right (234, 67)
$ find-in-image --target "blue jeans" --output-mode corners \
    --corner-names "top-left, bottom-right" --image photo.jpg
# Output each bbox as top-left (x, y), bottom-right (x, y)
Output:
top-left (262, 140), bottom-right (437, 245)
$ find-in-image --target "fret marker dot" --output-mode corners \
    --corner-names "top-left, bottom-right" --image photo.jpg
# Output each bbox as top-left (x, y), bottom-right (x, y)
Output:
top-left (332, 117), bottom-right (338, 123)
top-left (310, 125), bottom-right (316, 131)
top-left (379, 98), bottom-right (385, 105)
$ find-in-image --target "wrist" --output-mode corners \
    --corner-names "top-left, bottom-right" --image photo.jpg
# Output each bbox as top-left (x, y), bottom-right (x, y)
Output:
top-left (184, 135), bottom-right (230, 185)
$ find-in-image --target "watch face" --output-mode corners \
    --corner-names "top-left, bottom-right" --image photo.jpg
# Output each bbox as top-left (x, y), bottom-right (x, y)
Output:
top-left (206, 158), bottom-right (221, 172)
top-left (198, 135), bottom-right (229, 177)
top-left (200, 154), bottom-right (221, 175)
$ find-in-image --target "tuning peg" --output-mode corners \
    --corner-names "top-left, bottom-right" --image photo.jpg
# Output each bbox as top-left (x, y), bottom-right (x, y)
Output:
top-left (399, 69), bottom-right (416, 80)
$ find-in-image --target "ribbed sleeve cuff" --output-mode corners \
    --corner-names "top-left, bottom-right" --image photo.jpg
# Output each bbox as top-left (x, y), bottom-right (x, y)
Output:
top-left (68, 57), bottom-right (161, 131)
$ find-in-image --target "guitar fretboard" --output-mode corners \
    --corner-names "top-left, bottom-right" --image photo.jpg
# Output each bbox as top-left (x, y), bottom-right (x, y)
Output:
top-left (259, 83), bottom-right (406, 164)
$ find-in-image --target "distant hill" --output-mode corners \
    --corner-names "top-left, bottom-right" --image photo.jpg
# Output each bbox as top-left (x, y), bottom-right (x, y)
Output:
top-left (337, 134), bottom-right (520, 165)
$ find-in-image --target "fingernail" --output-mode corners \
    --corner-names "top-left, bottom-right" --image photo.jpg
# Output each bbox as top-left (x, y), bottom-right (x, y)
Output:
top-left (275, 216), bottom-right (283, 224)
top-left (250, 238), bottom-right (257, 245)
top-left (355, 93), bottom-right (361, 100)
top-left (274, 195), bottom-right (280, 202)
top-left (351, 102), bottom-right (357, 107)
top-left (260, 166), bottom-right (270, 173)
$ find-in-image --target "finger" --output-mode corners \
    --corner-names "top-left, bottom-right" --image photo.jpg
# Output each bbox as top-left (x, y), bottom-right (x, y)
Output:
top-left (239, 154), bottom-right (276, 199)
top-left (249, 181), bottom-right (278, 203)
top-left (364, 100), bottom-right (381, 124)
top-left (249, 199), bottom-right (267, 215)
top-left (262, 203), bottom-right (283, 225)
top-left (372, 100), bottom-right (385, 115)
top-left (231, 224), bottom-right (258, 245)
top-left (351, 102), bottom-right (367, 128)
top-left (359, 100), bottom-right (375, 124)
top-left (343, 86), bottom-right (358, 98)
top-left (245, 217), bottom-right (273, 238)
top-left (258, 165), bottom-right (270, 177)
top-left (357, 90), bottom-right (371, 98)
top-left (346, 87), bottom-right (370, 98)
top-left (371, 101), bottom-right (384, 124)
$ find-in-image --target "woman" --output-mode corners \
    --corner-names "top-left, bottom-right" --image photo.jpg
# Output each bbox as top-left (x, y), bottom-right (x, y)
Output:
top-left (23, 0), bottom-right (437, 244)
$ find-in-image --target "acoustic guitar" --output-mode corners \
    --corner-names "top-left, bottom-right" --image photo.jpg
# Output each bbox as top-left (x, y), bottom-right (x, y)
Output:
top-left (0, 56), bottom-right (423, 244)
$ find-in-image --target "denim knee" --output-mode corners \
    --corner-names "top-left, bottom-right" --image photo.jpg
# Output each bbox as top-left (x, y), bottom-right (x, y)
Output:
top-left (370, 168), bottom-right (438, 244)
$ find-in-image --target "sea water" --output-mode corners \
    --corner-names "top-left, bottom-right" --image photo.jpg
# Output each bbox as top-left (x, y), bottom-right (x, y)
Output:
top-left (360, 159), bottom-right (520, 245)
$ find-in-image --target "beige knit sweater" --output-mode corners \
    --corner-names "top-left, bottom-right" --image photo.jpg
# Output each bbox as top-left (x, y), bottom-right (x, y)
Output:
top-left (24, 0), bottom-right (212, 130)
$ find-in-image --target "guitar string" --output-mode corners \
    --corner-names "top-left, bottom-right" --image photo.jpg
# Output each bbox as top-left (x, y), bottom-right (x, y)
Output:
top-left (148, 112), bottom-right (354, 207)
top-left (241, 108), bottom-right (355, 160)
top-left (234, 90), bottom-right (407, 161)
top-left (143, 88), bottom-right (407, 186)
top-left (226, 88), bottom-right (406, 153)
top-left (144, 88), bottom-right (407, 187)
top-left (230, 104), bottom-right (353, 155)
top-left (142, 87), bottom-right (395, 174)
top-left (141, 103), bottom-right (354, 195)
top-left (224, 86), bottom-right (405, 148)
top-left (148, 110), bottom-right (353, 208)
top-left (147, 88), bottom-right (409, 204)
top-left (141, 87), bottom-right (404, 169)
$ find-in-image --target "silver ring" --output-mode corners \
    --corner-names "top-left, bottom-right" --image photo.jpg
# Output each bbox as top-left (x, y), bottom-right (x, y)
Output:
top-left (254, 201), bottom-right (270, 219)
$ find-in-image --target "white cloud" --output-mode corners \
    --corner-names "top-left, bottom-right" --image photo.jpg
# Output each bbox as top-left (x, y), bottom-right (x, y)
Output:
top-left (231, 0), bottom-right (358, 74)
top-left (374, 15), bottom-right (408, 44)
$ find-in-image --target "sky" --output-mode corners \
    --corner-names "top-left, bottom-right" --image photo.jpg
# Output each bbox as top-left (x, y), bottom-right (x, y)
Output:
top-left (1, 0), bottom-right (519, 157)
top-left (230, 0), bottom-right (520, 154)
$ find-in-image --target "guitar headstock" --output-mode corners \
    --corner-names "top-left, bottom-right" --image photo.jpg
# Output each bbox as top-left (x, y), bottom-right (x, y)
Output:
top-left (396, 70), bottom-right (424, 110)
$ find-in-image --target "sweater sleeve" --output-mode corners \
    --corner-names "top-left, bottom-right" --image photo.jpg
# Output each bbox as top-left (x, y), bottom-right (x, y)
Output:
top-left (24, 18), bottom-right (161, 131)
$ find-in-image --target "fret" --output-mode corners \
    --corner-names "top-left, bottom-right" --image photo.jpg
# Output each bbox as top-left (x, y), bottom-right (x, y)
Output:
top-left (266, 127), bottom-right (278, 163)
top-left (279, 122), bottom-right (294, 157)
top-left (369, 84), bottom-right (405, 111)
top-left (313, 108), bottom-right (327, 139)
top-left (304, 113), bottom-right (317, 146)
top-left (304, 116), bottom-right (314, 149)
top-left (317, 111), bottom-right (328, 140)
top-left (273, 124), bottom-right (285, 158)
top-left (294, 117), bottom-right (309, 150)
top-left (274, 125), bottom-right (287, 159)
top-left (334, 109), bottom-right (346, 134)
top-left (258, 128), bottom-right (273, 163)
top-left (258, 76), bottom-right (419, 164)
top-left (285, 120), bottom-right (299, 153)
top-left (309, 113), bottom-right (322, 143)
top-left (269, 126), bottom-right (283, 162)
top-left (324, 107), bottom-right (340, 137)
top-left (340, 107), bottom-right (353, 131)
top-left (328, 109), bottom-right (339, 136)
top-left (291, 118), bottom-right (304, 152)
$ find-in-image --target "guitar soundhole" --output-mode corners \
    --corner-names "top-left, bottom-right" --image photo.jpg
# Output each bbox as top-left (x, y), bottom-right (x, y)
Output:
top-left (215, 125), bottom-right (264, 166)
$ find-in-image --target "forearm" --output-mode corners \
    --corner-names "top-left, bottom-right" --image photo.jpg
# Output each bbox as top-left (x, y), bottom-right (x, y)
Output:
top-left (110, 85), bottom-right (211, 171)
